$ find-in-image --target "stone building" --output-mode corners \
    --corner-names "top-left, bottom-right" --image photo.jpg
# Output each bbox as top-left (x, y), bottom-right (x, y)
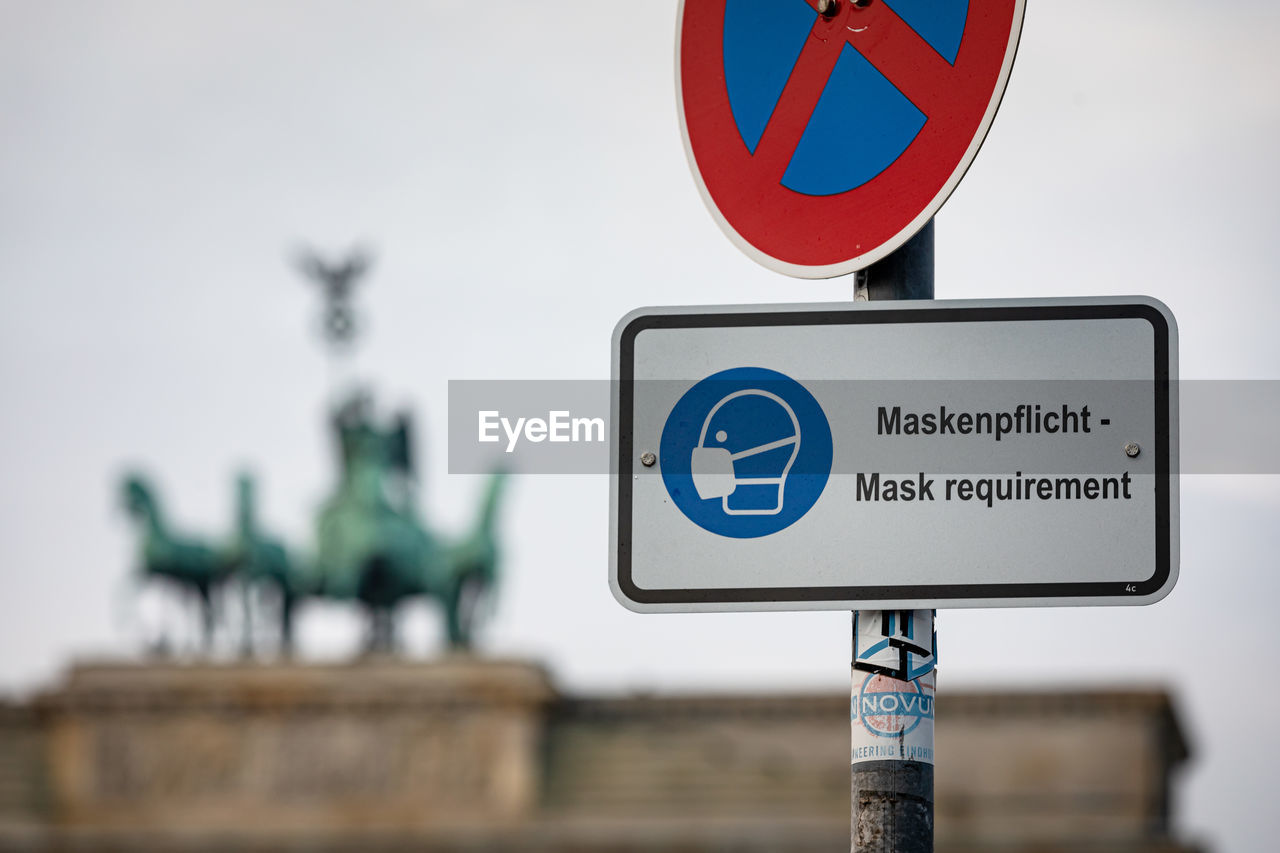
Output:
top-left (0, 660), bottom-right (1200, 852)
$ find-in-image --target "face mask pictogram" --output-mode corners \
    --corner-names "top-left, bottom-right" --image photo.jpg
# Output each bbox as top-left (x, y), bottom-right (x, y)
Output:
top-left (659, 366), bottom-right (832, 539)
top-left (690, 389), bottom-right (801, 516)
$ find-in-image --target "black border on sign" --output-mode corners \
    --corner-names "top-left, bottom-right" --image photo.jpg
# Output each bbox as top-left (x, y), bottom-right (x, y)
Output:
top-left (615, 303), bottom-right (1172, 605)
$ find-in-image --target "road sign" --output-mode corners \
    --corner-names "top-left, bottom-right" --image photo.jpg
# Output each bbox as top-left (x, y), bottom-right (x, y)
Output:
top-left (660, 366), bottom-right (833, 538)
top-left (610, 297), bottom-right (1179, 612)
top-left (678, 0), bottom-right (1026, 278)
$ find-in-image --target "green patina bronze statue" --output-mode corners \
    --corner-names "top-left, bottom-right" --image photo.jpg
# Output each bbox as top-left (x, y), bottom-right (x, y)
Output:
top-left (120, 249), bottom-right (506, 655)
top-left (121, 475), bottom-right (234, 648)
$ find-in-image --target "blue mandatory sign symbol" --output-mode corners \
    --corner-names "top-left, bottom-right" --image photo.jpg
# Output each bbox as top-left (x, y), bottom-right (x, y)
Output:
top-left (659, 367), bottom-right (832, 539)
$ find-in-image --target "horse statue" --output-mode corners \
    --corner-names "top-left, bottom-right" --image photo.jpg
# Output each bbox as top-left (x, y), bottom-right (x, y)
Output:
top-left (435, 471), bottom-right (507, 648)
top-left (120, 475), bottom-right (232, 650)
top-left (119, 249), bottom-right (509, 656)
top-left (312, 392), bottom-right (506, 653)
top-left (228, 473), bottom-right (298, 654)
top-left (119, 392), bottom-right (508, 656)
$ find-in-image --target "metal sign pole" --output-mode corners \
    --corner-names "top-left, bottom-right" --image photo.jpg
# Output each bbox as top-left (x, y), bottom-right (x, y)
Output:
top-left (852, 221), bottom-right (937, 853)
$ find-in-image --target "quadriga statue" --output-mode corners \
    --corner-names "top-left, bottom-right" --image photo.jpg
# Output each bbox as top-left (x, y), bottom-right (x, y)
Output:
top-left (120, 390), bottom-right (506, 656)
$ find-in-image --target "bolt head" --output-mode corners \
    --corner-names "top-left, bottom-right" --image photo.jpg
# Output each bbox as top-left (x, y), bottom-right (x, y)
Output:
top-left (640, 451), bottom-right (657, 468)
top-left (1124, 442), bottom-right (1141, 458)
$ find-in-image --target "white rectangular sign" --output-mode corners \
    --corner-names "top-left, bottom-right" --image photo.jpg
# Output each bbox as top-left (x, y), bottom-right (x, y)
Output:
top-left (609, 297), bottom-right (1178, 612)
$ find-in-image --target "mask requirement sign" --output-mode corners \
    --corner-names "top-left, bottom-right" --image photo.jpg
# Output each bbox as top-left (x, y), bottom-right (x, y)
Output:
top-left (609, 297), bottom-right (1178, 612)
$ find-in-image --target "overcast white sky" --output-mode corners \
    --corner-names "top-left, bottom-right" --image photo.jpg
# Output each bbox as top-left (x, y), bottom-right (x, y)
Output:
top-left (2, 2), bottom-right (1278, 849)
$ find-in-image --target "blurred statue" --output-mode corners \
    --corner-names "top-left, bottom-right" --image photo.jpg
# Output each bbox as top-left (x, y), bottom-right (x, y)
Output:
top-left (311, 393), bottom-right (507, 652)
top-left (121, 475), bottom-right (233, 650)
top-left (296, 246), bottom-right (370, 349)
top-left (228, 472), bottom-right (298, 654)
top-left (118, 247), bottom-right (507, 657)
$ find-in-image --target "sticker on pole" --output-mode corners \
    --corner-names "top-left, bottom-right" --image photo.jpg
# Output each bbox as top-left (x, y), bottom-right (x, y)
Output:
top-left (851, 671), bottom-right (935, 765)
top-left (677, 0), bottom-right (1026, 278)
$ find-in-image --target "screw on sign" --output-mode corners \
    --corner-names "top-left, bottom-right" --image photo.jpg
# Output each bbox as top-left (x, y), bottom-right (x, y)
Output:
top-left (678, 0), bottom-right (1026, 277)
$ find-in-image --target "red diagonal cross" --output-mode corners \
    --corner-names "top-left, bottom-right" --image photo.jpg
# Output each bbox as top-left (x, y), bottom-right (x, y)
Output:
top-left (752, 1), bottom-right (987, 183)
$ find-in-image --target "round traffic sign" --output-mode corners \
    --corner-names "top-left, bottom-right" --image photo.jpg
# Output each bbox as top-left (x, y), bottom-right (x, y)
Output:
top-left (658, 367), bottom-right (832, 539)
top-left (678, 0), bottom-right (1025, 278)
